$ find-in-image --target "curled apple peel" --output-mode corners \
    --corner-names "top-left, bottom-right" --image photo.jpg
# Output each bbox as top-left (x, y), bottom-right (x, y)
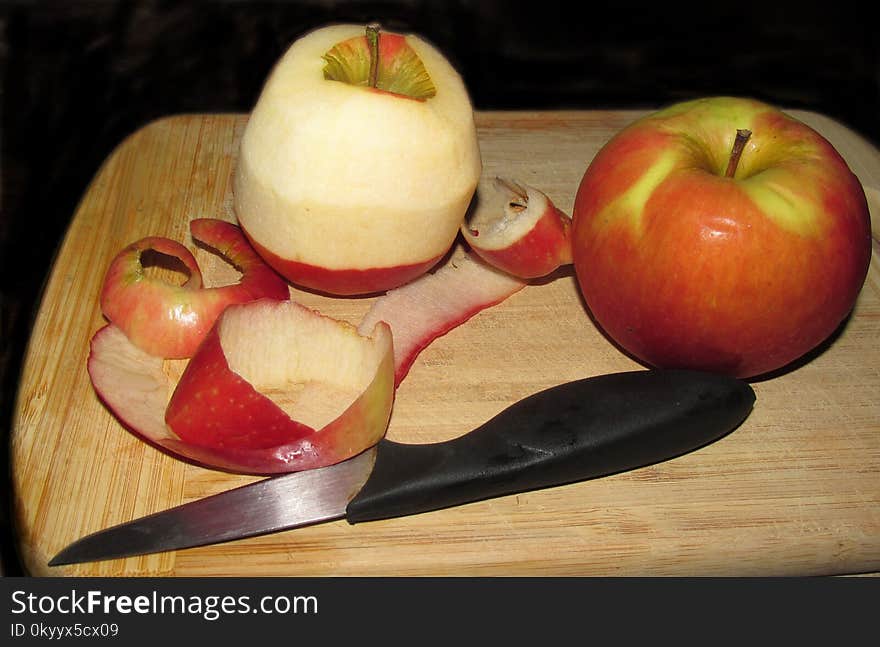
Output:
top-left (100, 219), bottom-right (290, 359)
top-left (88, 300), bottom-right (394, 474)
top-left (462, 178), bottom-right (573, 279)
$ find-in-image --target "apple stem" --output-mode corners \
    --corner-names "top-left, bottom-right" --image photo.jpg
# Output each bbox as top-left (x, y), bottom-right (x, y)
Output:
top-left (366, 22), bottom-right (380, 88)
top-left (725, 129), bottom-right (752, 178)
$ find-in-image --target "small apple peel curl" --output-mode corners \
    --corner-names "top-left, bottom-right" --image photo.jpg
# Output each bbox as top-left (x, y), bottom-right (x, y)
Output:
top-left (462, 178), bottom-right (573, 279)
top-left (99, 218), bottom-right (290, 359)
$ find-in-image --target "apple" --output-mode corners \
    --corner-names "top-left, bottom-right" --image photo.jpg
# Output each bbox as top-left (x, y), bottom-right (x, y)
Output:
top-left (100, 219), bottom-right (290, 358)
top-left (571, 96), bottom-right (872, 378)
top-left (88, 300), bottom-right (394, 474)
top-left (461, 177), bottom-right (572, 279)
top-left (233, 23), bottom-right (482, 295)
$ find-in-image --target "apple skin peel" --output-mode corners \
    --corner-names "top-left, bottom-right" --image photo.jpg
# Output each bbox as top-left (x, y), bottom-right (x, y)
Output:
top-left (99, 219), bottom-right (289, 359)
top-left (462, 178), bottom-right (573, 279)
top-left (89, 300), bottom-right (394, 475)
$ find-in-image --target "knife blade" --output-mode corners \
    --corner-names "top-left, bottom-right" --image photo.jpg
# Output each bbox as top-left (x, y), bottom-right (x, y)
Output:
top-left (49, 369), bottom-right (755, 566)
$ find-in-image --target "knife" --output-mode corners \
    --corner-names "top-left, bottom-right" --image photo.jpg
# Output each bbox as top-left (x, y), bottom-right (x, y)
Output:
top-left (49, 369), bottom-right (755, 566)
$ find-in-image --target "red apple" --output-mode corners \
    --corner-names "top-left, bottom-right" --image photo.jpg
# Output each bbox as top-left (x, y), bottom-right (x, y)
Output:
top-left (233, 23), bottom-right (481, 295)
top-left (461, 178), bottom-right (572, 279)
top-left (88, 299), bottom-right (394, 474)
top-left (100, 218), bottom-right (290, 358)
top-left (571, 96), bottom-right (872, 378)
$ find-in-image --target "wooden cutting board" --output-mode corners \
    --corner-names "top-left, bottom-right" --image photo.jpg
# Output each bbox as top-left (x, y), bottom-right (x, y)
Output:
top-left (11, 110), bottom-right (880, 577)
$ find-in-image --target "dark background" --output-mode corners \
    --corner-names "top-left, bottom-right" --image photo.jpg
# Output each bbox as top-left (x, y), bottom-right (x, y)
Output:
top-left (1, 0), bottom-right (877, 576)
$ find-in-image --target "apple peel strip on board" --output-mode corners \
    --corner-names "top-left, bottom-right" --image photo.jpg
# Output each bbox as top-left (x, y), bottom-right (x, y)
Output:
top-left (358, 247), bottom-right (528, 386)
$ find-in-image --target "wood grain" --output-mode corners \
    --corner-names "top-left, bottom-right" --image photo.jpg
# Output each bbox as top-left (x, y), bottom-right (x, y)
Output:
top-left (11, 110), bottom-right (880, 576)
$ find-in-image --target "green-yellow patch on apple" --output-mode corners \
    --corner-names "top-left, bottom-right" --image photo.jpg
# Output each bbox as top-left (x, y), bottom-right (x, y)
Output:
top-left (650, 97), bottom-right (762, 170)
top-left (640, 98), bottom-right (837, 235)
top-left (322, 28), bottom-right (436, 100)
top-left (740, 171), bottom-right (825, 236)
top-left (601, 150), bottom-right (679, 231)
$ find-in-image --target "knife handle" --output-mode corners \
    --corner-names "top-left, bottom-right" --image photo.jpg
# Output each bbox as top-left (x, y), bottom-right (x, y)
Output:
top-left (346, 369), bottom-right (754, 524)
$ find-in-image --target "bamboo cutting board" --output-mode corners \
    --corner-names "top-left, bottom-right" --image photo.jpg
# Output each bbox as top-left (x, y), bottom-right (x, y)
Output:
top-left (11, 110), bottom-right (880, 577)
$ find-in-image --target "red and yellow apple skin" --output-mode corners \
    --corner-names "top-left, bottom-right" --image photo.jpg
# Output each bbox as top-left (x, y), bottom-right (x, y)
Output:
top-left (571, 97), bottom-right (872, 379)
top-left (165, 324), bottom-right (312, 450)
top-left (99, 219), bottom-right (290, 359)
top-left (234, 24), bottom-right (481, 296)
top-left (164, 299), bottom-right (394, 472)
top-left (88, 299), bottom-right (394, 475)
top-left (462, 179), bottom-right (572, 279)
top-left (245, 233), bottom-right (442, 296)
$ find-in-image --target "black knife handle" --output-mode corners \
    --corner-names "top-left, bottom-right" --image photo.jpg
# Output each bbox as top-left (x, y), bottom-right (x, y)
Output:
top-left (346, 369), bottom-right (755, 524)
